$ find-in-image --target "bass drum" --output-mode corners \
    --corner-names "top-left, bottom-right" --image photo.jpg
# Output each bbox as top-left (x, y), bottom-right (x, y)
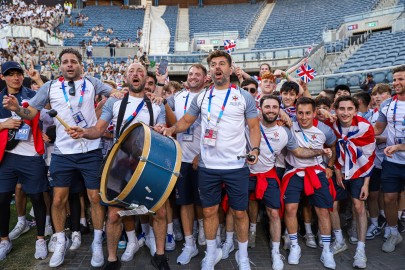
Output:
top-left (100, 122), bottom-right (182, 213)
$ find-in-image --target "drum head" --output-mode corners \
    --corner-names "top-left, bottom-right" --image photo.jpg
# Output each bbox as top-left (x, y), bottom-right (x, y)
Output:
top-left (105, 124), bottom-right (145, 201)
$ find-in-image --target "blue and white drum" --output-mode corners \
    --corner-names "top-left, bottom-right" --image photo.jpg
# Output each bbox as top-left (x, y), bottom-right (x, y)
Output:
top-left (100, 122), bottom-right (182, 213)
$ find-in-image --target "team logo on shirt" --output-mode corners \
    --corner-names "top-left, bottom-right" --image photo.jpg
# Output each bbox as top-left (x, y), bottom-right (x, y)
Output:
top-left (229, 95), bottom-right (242, 106)
top-left (311, 134), bottom-right (317, 140)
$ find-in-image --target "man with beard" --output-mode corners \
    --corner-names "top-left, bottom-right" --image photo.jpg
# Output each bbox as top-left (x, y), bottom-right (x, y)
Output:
top-left (164, 50), bottom-right (260, 270)
top-left (67, 62), bottom-right (168, 270)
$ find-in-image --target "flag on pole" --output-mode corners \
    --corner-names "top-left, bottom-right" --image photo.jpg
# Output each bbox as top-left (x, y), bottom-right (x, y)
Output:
top-left (296, 63), bottom-right (316, 83)
top-left (305, 46), bottom-right (312, 56)
top-left (224, 40), bottom-right (236, 54)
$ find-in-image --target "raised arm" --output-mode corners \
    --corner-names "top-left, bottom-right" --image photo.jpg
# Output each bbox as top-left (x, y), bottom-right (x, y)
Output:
top-left (2, 95), bottom-right (39, 120)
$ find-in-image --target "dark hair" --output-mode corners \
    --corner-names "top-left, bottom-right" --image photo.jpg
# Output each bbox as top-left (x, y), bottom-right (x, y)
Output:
top-left (188, 63), bottom-right (207, 76)
top-left (334, 84), bottom-right (351, 95)
top-left (315, 96), bottom-right (332, 108)
top-left (280, 81), bottom-right (299, 95)
top-left (353, 92), bottom-right (371, 107)
top-left (333, 95), bottom-right (359, 110)
top-left (207, 50), bottom-right (232, 67)
top-left (296, 97), bottom-right (316, 111)
top-left (392, 65), bottom-right (405, 74)
top-left (58, 48), bottom-right (82, 64)
top-left (241, 78), bottom-right (258, 89)
top-left (259, 94), bottom-right (281, 107)
top-left (146, 71), bottom-right (157, 84)
top-left (259, 63), bottom-right (272, 73)
top-left (319, 89), bottom-right (335, 100)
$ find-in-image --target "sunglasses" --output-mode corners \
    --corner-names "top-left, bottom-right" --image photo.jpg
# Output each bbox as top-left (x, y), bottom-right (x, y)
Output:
top-left (243, 87), bottom-right (257, 94)
top-left (68, 81), bottom-right (76, 96)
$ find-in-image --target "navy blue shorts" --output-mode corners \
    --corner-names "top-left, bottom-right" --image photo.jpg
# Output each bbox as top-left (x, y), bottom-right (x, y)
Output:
top-left (276, 167), bottom-right (285, 180)
top-left (381, 160), bottom-right (405, 193)
top-left (198, 167), bottom-right (249, 211)
top-left (369, 168), bottom-right (382, 192)
top-left (0, 153), bottom-right (47, 194)
top-left (249, 176), bottom-right (281, 209)
top-left (332, 175), bottom-right (347, 201)
top-left (343, 178), bottom-right (365, 200)
top-left (284, 171), bottom-right (333, 209)
top-left (50, 149), bottom-right (103, 190)
top-left (175, 162), bottom-right (201, 206)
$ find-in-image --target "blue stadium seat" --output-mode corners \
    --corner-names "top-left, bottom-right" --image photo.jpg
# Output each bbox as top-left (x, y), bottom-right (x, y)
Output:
top-left (374, 72), bottom-right (386, 83)
top-left (325, 78), bottom-right (336, 88)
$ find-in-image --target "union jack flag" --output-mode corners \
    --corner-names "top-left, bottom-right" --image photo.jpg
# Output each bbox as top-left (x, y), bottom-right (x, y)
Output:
top-left (223, 40), bottom-right (236, 53)
top-left (305, 46), bottom-right (313, 56)
top-left (297, 63), bottom-right (316, 83)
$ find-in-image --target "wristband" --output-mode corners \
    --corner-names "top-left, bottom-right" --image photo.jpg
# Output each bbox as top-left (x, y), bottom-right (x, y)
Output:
top-left (251, 147), bottom-right (260, 155)
top-left (163, 99), bottom-right (167, 105)
top-left (156, 82), bottom-right (165, 87)
top-left (284, 72), bottom-right (289, 79)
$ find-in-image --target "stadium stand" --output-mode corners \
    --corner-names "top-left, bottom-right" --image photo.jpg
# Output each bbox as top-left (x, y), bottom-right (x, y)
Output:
top-left (161, 6), bottom-right (178, 54)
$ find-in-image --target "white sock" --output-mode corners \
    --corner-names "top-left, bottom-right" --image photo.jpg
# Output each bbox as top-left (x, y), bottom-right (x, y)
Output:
top-left (185, 235), bottom-right (194, 247)
top-left (46, 215), bottom-right (51, 226)
top-left (398, 211), bottom-right (402, 219)
top-left (226, 231), bottom-right (234, 244)
top-left (370, 217), bottom-right (378, 226)
top-left (141, 223), bottom-right (149, 235)
top-left (94, 229), bottom-right (103, 242)
top-left (17, 216), bottom-right (26, 224)
top-left (237, 241), bottom-right (248, 258)
top-left (289, 233), bottom-right (298, 246)
top-left (390, 225), bottom-right (399, 236)
top-left (380, 210), bottom-right (385, 218)
top-left (272, 241), bottom-right (280, 252)
top-left (126, 230), bottom-right (136, 243)
top-left (56, 231), bottom-right (66, 242)
top-left (167, 223), bottom-right (173, 235)
top-left (304, 223), bottom-right (312, 235)
top-left (334, 229), bottom-right (344, 244)
top-left (249, 223), bottom-right (256, 232)
top-left (321, 235), bottom-right (331, 251)
top-left (80, 217), bottom-right (87, 227)
top-left (357, 241), bottom-right (365, 250)
top-left (206, 239), bottom-right (216, 257)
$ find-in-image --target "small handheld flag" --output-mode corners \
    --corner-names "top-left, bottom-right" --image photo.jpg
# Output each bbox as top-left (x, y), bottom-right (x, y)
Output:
top-left (224, 40), bottom-right (236, 54)
top-left (297, 63), bottom-right (316, 83)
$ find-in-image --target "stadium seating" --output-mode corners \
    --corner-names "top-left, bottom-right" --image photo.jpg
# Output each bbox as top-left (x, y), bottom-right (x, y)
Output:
top-left (161, 6), bottom-right (178, 54)
top-left (57, 6), bottom-right (144, 47)
top-left (255, 0), bottom-right (376, 49)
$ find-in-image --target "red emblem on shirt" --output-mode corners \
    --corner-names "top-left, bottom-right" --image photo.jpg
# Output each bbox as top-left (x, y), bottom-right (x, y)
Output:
top-left (274, 132), bottom-right (279, 138)
top-left (232, 96), bottom-right (239, 101)
top-left (311, 134), bottom-right (317, 140)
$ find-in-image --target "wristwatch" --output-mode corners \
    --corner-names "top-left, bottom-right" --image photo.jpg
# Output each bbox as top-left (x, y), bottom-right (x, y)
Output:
top-left (156, 82), bottom-right (165, 87)
top-left (252, 147), bottom-right (260, 155)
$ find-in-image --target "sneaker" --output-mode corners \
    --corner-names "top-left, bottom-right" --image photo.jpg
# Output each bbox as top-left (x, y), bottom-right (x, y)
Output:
top-left (378, 215), bottom-right (387, 229)
top-left (304, 233), bottom-right (317, 248)
top-left (176, 243), bottom-right (198, 265)
top-left (118, 240), bottom-right (127, 249)
top-left (398, 219), bottom-right (405, 233)
top-left (287, 244), bottom-right (301, 265)
top-left (49, 237), bottom-right (70, 267)
top-left (146, 233), bottom-right (157, 256)
top-left (48, 234), bottom-right (57, 253)
top-left (248, 231), bottom-right (256, 248)
top-left (121, 241), bottom-right (140, 262)
top-left (9, 220), bottom-right (30, 240)
top-left (151, 253), bottom-right (170, 270)
top-left (69, 231), bottom-right (81, 251)
top-left (366, 223), bottom-right (381, 240)
top-left (348, 223), bottom-right (358, 245)
top-left (102, 260), bottom-right (122, 270)
top-left (34, 239), bottom-right (48, 260)
top-left (353, 248), bottom-right (367, 269)
top-left (383, 227), bottom-right (391, 241)
top-left (137, 232), bottom-right (146, 247)
top-left (221, 241), bottom-right (235, 259)
top-left (320, 250), bottom-right (336, 269)
top-left (330, 240), bottom-right (348, 255)
top-left (235, 250), bottom-right (252, 270)
top-left (198, 228), bottom-right (206, 246)
top-left (91, 241), bottom-right (104, 267)
top-left (165, 234), bottom-right (176, 251)
top-left (201, 248), bottom-right (222, 270)
top-left (173, 222), bottom-right (183, 241)
top-left (271, 250), bottom-right (284, 270)
top-left (317, 231), bottom-right (323, 248)
top-left (45, 225), bottom-right (54, 237)
top-left (0, 240), bottom-right (12, 261)
top-left (282, 233), bottom-right (291, 250)
top-left (382, 234), bottom-right (403, 253)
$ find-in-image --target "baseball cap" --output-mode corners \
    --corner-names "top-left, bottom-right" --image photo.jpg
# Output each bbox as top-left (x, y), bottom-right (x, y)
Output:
top-left (366, 73), bottom-right (373, 77)
top-left (1, 61), bottom-right (24, 75)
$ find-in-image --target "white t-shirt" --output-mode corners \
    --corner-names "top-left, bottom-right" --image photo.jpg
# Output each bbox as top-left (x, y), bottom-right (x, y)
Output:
top-left (173, 89), bottom-right (202, 163)
top-left (369, 108), bottom-right (387, 169)
top-left (29, 77), bottom-right (112, 154)
top-left (187, 86), bottom-right (258, 169)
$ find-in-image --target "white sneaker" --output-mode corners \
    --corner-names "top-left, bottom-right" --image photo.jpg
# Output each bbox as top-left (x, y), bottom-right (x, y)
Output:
top-left (48, 234), bottom-right (57, 253)
top-left (282, 233), bottom-right (291, 250)
top-left (69, 231), bottom-right (81, 251)
top-left (121, 240), bottom-right (140, 262)
top-left (304, 233), bottom-right (317, 248)
top-left (91, 240), bottom-right (104, 267)
top-left (176, 243), bottom-right (198, 265)
top-left (174, 222), bottom-right (184, 241)
top-left (383, 227), bottom-right (391, 241)
top-left (34, 239), bottom-right (48, 260)
top-left (201, 248), bottom-right (222, 270)
top-left (0, 240), bottom-right (12, 261)
top-left (330, 240), bottom-right (348, 255)
top-left (366, 223), bottom-right (381, 240)
top-left (221, 241), bottom-right (235, 259)
top-left (271, 250), bottom-right (284, 270)
top-left (287, 244), bottom-right (301, 265)
top-left (320, 250), bottom-right (336, 269)
top-left (235, 250), bottom-right (252, 270)
top-left (137, 232), bottom-right (146, 247)
top-left (165, 233), bottom-right (176, 251)
top-left (198, 228), bottom-right (206, 246)
top-left (353, 248), bottom-right (367, 269)
top-left (382, 233), bottom-right (403, 253)
top-left (145, 234), bottom-right (157, 256)
top-left (49, 237), bottom-right (70, 267)
top-left (9, 221), bottom-right (30, 240)
top-left (45, 225), bottom-right (54, 237)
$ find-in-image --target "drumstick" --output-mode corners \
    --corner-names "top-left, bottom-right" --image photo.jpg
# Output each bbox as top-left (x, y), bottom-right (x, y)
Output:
top-left (47, 109), bottom-right (71, 129)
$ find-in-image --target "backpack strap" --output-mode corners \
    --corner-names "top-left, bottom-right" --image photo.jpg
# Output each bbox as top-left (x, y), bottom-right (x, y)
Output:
top-left (144, 95), bottom-right (154, 126)
top-left (115, 92), bottom-right (129, 140)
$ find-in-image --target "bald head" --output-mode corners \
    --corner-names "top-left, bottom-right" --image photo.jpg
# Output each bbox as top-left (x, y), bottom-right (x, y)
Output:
top-left (125, 63), bottom-right (147, 92)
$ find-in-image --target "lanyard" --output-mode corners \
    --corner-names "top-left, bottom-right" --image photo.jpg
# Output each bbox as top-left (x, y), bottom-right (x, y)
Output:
top-left (298, 122), bottom-right (310, 143)
top-left (260, 124), bottom-right (274, 154)
top-left (61, 79), bottom-right (86, 113)
top-left (207, 85), bottom-right (232, 126)
top-left (183, 92), bottom-right (190, 115)
top-left (124, 100), bottom-right (145, 125)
